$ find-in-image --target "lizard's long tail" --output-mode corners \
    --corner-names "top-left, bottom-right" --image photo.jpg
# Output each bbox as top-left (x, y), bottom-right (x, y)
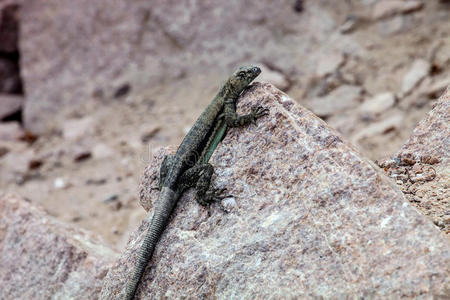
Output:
top-left (125, 187), bottom-right (178, 300)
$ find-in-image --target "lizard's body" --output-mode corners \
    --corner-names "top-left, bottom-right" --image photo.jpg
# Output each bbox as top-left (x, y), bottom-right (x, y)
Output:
top-left (125, 65), bottom-right (267, 299)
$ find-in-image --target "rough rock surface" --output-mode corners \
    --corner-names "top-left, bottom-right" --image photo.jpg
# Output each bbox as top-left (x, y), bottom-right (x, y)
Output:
top-left (378, 86), bottom-right (450, 233)
top-left (0, 193), bottom-right (118, 299)
top-left (101, 83), bottom-right (449, 299)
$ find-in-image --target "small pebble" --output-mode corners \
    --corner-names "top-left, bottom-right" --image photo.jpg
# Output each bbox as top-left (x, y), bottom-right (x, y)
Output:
top-left (54, 177), bottom-right (67, 189)
top-left (104, 195), bottom-right (119, 203)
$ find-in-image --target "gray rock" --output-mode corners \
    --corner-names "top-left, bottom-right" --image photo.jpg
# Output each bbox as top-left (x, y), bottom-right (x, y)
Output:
top-left (15, 0), bottom-right (357, 134)
top-left (339, 15), bottom-right (361, 34)
top-left (431, 40), bottom-right (450, 71)
top-left (62, 117), bottom-right (95, 140)
top-left (372, 0), bottom-right (424, 20)
top-left (352, 113), bottom-right (404, 143)
top-left (92, 143), bottom-right (116, 159)
top-left (0, 94), bottom-right (23, 119)
top-left (101, 83), bottom-right (449, 299)
top-left (359, 92), bottom-right (396, 116)
top-left (427, 77), bottom-right (450, 98)
top-left (376, 15), bottom-right (405, 36)
top-left (0, 147), bottom-right (34, 180)
top-left (0, 193), bottom-right (118, 299)
top-left (326, 111), bottom-right (360, 136)
top-left (401, 59), bottom-right (430, 96)
top-left (307, 85), bottom-right (363, 117)
top-left (257, 66), bottom-right (290, 91)
top-left (315, 51), bottom-right (345, 77)
top-left (0, 121), bottom-right (23, 141)
top-left (379, 86), bottom-right (450, 234)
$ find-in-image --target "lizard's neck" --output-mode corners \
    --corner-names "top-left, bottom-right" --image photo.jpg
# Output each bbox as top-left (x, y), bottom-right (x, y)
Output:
top-left (219, 81), bottom-right (241, 100)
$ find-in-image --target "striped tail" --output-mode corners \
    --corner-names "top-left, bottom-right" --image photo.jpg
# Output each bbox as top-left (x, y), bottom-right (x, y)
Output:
top-left (125, 187), bottom-right (178, 300)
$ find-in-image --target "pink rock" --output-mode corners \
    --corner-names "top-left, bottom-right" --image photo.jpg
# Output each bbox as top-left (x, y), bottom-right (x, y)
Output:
top-left (0, 193), bottom-right (118, 299)
top-left (379, 86), bottom-right (450, 233)
top-left (102, 83), bottom-right (449, 299)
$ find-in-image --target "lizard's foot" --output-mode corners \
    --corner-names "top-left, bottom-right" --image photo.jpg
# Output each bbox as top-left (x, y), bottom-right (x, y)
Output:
top-left (196, 187), bottom-right (232, 206)
top-left (250, 105), bottom-right (269, 123)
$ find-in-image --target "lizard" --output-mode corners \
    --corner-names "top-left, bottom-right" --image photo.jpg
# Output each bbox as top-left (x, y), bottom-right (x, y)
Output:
top-left (125, 65), bottom-right (268, 299)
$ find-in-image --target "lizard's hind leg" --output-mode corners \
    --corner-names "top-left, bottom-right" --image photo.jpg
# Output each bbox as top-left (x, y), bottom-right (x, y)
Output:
top-left (179, 163), bottom-right (228, 206)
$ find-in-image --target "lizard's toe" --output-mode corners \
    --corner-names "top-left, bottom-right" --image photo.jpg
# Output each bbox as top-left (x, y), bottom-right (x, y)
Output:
top-left (196, 188), bottom-right (231, 206)
top-left (251, 105), bottom-right (269, 119)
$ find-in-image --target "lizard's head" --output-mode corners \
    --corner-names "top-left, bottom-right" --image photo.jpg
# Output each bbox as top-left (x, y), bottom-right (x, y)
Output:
top-left (227, 65), bottom-right (261, 93)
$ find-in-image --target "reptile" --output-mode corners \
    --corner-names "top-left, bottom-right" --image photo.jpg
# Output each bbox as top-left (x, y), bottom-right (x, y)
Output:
top-left (125, 65), bottom-right (268, 299)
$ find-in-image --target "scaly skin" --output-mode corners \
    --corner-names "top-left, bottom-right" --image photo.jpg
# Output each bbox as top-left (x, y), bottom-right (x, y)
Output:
top-left (125, 66), bottom-right (268, 299)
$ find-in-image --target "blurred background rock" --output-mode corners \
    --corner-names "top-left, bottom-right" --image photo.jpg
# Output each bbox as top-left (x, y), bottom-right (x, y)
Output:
top-left (0, 0), bottom-right (449, 249)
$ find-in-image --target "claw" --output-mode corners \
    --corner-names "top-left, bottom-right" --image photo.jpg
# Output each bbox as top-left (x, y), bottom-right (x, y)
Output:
top-left (249, 105), bottom-right (269, 124)
top-left (252, 106), bottom-right (269, 118)
top-left (211, 187), bottom-right (232, 202)
top-left (216, 187), bottom-right (227, 195)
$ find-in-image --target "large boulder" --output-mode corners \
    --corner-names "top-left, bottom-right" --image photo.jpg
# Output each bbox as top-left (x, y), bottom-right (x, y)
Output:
top-left (0, 193), bottom-right (118, 299)
top-left (378, 86), bottom-right (450, 233)
top-left (101, 83), bottom-right (449, 299)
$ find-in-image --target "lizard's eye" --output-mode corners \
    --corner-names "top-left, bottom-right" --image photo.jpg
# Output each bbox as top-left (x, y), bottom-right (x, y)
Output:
top-left (252, 67), bottom-right (260, 73)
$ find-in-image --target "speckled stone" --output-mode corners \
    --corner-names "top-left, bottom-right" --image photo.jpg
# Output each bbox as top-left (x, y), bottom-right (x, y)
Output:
top-left (0, 193), bottom-right (118, 299)
top-left (379, 86), bottom-right (450, 234)
top-left (102, 83), bottom-right (449, 299)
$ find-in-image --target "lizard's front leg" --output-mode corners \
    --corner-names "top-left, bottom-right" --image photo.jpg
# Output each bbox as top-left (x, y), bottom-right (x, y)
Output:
top-left (223, 99), bottom-right (269, 127)
top-left (179, 163), bottom-right (228, 206)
